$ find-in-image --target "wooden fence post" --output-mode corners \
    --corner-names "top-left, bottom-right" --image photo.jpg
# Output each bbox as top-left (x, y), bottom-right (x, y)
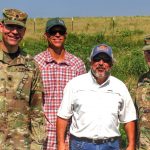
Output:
top-left (34, 18), bottom-right (36, 32)
top-left (72, 17), bottom-right (74, 31)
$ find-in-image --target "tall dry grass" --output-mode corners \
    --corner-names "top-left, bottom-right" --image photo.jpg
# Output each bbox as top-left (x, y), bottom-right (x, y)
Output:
top-left (25, 16), bottom-right (150, 41)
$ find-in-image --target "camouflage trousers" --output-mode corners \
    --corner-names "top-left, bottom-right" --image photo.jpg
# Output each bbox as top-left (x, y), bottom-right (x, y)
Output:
top-left (137, 134), bottom-right (150, 150)
top-left (0, 144), bottom-right (30, 150)
top-left (0, 143), bottom-right (43, 150)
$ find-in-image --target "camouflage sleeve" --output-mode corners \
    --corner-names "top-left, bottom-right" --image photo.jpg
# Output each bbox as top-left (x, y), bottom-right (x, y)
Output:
top-left (135, 83), bottom-right (141, 148)
top-left (30, 64), bottom-right (47, 147)
top-left (136, 77), bottom-right (150, 114)
top-left (135, 75), bottom-right (150, 149)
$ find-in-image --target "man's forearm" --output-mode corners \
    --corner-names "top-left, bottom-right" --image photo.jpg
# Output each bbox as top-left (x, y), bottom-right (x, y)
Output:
top-left (56, 116), bottom-right (69, 149)
top-left (124, 121), bottom-right (135, 149)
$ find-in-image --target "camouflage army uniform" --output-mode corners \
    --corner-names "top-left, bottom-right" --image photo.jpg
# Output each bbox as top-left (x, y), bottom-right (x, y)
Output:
top-left (0, 44), bottom-right (46, 150)
top-left (136, 71), bottom-right (150, 150)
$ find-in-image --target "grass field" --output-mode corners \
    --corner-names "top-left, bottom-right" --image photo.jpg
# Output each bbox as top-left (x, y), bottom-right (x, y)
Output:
top-left (25, 16), bottom-right (150, 40)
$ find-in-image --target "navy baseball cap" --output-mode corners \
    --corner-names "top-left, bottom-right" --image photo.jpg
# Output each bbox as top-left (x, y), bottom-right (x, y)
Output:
top-left (90, 44), bottom-right (113, 61)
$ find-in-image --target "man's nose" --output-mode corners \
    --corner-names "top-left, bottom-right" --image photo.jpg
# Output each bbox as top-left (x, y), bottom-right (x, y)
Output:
top-left (55, 32), bottom-right (61, 36)
top-left (11, 28), bottom-right (19, 33)
top-left (99, 59), bottom-right (104, 65)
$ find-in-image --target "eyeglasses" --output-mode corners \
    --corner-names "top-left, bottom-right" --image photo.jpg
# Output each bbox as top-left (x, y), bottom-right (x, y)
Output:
top-left (48, 29), bottom-right (66, 36)
top-left (4, 24), bottom-right (25, 31)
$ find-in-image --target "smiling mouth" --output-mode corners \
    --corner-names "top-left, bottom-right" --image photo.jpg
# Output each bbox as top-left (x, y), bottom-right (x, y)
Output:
top-left (8, 35), bottom-right (20, 40)
top-left (53, 38), bottom-right (63, 40)
top-left (97, 67), bottom-right (105, 71)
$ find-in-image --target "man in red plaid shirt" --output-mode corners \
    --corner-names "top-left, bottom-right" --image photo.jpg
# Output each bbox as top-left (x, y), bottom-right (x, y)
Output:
top-left (34, 18), bottom-right (86, 150)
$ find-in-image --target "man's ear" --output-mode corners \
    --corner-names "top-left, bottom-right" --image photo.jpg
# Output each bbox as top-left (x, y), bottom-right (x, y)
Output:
top-left (64, 32), bottom-right (67, 39)
top-left (44, 32), bottom-right (50, 39)
top-left (22, 28), bottom-right (26, 36)
top-left (90, 60), bottom-right (93, 65)
top-left (0, 22), bottom-right (4, 33)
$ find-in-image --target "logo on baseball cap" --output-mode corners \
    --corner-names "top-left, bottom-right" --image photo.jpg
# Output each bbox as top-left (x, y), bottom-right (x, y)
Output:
top-left (90, 44), bottom-right (113, 61)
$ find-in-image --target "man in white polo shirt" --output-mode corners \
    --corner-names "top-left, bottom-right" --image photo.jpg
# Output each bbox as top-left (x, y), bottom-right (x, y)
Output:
top-left (56, 44), bottom-right (137, 150)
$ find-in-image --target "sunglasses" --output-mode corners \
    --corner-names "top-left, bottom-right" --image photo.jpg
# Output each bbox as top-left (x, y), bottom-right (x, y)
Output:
top-left (4, 24), bottom-right (25, 30)
top-left (48, 29), bottom-right (66, 36)
top-left (93, 55), bottom-right (112, 63)
top-left (144, 50), bottom-right (150, 54)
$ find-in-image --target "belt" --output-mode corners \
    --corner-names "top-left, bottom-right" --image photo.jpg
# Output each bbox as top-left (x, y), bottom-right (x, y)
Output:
top-left (71, 134), bottom-right (119, 144)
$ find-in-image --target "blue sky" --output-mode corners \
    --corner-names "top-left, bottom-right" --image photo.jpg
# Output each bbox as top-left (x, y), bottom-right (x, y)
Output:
top-left (0, 0), bottom-right (150, 18)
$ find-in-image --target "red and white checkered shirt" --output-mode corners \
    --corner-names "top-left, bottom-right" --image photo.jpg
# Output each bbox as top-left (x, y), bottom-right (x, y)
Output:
top-left (34, 49), bottom-right (86, 150)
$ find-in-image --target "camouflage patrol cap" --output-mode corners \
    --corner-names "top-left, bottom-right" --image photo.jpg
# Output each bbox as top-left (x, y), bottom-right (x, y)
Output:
top-left (144, 35), bottom-right (150, 45)
top-left (142, 45), bottom-right (150, 51)
top-left (2, 8), bottom-right (28, 27)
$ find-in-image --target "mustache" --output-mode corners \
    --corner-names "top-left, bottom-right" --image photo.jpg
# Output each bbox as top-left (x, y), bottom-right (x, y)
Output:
top-left (96, 66), bottom-right (105, 70)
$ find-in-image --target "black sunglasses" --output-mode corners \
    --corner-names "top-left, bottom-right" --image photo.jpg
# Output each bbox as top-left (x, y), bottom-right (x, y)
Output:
top-left (48, 29), bottom-right (66, 36)
top-left (144, 50), bottom-right (150, 54)
top-left (93, 55), bottom-right (112, 63)
top-left (4, 24), bottom-right (25, 30)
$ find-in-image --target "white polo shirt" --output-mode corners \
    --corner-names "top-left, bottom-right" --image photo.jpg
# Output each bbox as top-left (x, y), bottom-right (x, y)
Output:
top-left (57, 71), bottom-right (136, 139)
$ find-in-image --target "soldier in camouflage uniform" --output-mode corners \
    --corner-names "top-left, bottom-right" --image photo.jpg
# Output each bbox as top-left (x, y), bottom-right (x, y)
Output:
top-left (0, 8), bottom-right (46, 149)
top-left (135, 36), bottom-right (150, 150)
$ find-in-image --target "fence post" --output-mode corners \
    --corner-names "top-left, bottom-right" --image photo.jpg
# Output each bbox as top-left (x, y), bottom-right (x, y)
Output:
top-left (112, 17), bottom-right (115, 33)
top-left (34, 18), bottom-right (36, 32)
top-left (71, 17), bottom-right (74, 31)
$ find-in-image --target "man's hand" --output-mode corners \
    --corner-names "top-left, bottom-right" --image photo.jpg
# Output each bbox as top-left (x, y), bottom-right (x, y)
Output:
top-left (126, 144), bottom-right (135, 150)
